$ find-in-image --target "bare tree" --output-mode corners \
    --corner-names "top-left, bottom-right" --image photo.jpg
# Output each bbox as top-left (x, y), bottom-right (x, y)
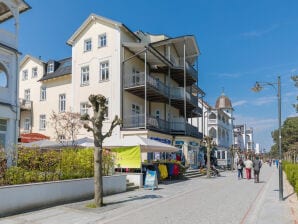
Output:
top-left (50, 111), bottom-right (83, 145)
top-left (81, 94), bottom-right (121, 207)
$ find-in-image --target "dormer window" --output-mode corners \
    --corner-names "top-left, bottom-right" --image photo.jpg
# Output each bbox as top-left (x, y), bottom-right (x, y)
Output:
top-left (47, 63), bottom-right (54, 73)
top-left (84, 38), bottom-right (92, 52)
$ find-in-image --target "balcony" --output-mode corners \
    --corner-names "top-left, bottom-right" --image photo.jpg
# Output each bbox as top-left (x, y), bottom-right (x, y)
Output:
top-left (0, 29), bottom-right (16, 49)
top-left (122, 114), bottom-right (203, 139)
top-left (124, 72), bottom-right (200, 117)
top-left (19, 99), bottom-right (32, 111)
top-left (124, 72), bottom-right (169, 102)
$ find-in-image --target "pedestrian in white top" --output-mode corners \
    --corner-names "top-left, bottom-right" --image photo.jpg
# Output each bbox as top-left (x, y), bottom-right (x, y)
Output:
top-left (244, 157), bottom-right (253, 180)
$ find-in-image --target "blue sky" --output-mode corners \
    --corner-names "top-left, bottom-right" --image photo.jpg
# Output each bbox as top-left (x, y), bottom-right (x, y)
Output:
top-left (2, 0), bottom-right (297, 151)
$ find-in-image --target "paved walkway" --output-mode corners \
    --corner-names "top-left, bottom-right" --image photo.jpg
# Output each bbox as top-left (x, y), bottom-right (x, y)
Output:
top-left (0, 164), bottom-right (297, 224)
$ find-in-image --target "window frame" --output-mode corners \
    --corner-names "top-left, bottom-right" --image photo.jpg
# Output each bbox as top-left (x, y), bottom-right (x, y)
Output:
top-left (99, 60), bottom-right (109, 81)
top-left (24, 89), bottom-right (30, 101)
top-left (80, 102), bottom-right (89, 115)
top-left (40, 87), bottom-right (46, 101)
top-left (47, 63), bottom-right (54, 74)
top-left (84, 38), bottom-right (92, 52)
top-left (32, 67), bottom-right (38, 78)
top-left (22, 69), bottom-right (28, 80)
top-left (39, 114), bottom-right (46, 130)
top-left (59, 94), bottom-right (66, 113)
top-left (24, 118), bottom-right (31, 131)
top-left (81, 66), bottom-right (90, 86)
top-left (98, 33), bottom-right (107, 48)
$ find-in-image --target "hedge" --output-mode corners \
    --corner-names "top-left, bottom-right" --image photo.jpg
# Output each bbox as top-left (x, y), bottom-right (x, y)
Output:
top-left (283, 161), bottom-right (298, 196)
top-left (0, 147), bottom-right (115, 186)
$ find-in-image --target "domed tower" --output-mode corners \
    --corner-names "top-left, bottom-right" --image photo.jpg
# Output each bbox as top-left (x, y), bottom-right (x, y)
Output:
top-left (215, 92), bottom-right (233, 112)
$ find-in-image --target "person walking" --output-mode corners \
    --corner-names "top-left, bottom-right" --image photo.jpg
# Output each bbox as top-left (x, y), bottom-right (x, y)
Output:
top-left (237, 158), bottom-right (245, 180)
top-left (253, 156), bottom-right (262, 183)
top-left (244, 157), bottom-right (253, 179)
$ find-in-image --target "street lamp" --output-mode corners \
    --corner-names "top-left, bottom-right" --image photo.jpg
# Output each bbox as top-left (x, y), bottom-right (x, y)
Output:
top-left (251, 76), bottom-right (283, 201)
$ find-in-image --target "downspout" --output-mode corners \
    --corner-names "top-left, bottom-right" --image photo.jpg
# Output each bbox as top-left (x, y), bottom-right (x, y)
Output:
top-left (183, 41), bottom-right (186, 135)
top-left (168, 45), bottom-right (171, 132)
top-left (144, 50), bottom-right (147, 129)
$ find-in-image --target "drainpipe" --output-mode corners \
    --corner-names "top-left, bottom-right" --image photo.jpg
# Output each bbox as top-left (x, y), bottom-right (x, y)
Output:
top-left (183, 41), bottom-right (186, 135)
top-left (144, 50), bottom-right (147, 129)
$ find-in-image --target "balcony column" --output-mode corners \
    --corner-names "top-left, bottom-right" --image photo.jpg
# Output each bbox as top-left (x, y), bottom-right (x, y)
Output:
top-left (144, 49), bottom-right (147, 129)
top-left (167, 44), bottom-right (171, 130)
top-left (183, 41), bottom-right (186, 135)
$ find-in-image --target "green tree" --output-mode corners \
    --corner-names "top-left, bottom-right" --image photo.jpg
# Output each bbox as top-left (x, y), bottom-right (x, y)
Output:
top-left (81, 94), bottom-right (121, 207)
top-left (271, 116), bottom-right (298, 157)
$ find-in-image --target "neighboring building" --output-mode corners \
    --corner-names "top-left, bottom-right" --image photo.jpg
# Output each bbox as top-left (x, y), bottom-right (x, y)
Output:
top-left (233, 124), bottom-right (254, 152)
top-left (0, 0), bottom-right (30, 160)
top-left (255, 143), bottom-right (260, 154)
top-left (19, 14), bottom-right (204, 166)
top-left (196, 92), bottom-right (234, 167)
top-left (19, 55), bottom-right (72, 140)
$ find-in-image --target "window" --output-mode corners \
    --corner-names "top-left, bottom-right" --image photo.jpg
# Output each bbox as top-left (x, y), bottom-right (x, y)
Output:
top-left (132, 103), bottom-right (141, 126)
top-left (39, 115), bottom-right (46, 130)
top-left (84, 38), bottom-right (92, 52)
top-left (98, 33), bottom-right (107, 48)
top-left (58, 135), bottom-right (66, 142)
top-left (0, 119), bottom-right (7, 132)
top-left (217, 151), bottom-right (221, 159)
top-left (209, 113), bottom-right (216, 119)
top-left (59, 94), bottom-right (66, 112)
top-left (222, 151), bottom-right (226, 159)
top-left (40, 87), bottom-right (46, 101)
top-left (0, 119), bottom-right (7, 149)
top-left (0, 64), bottom-right (8, 87)
top-left (99, 61), bottom-right (109, 81)
top-left (155, 110), bottom-right (160, 119)
top-left (80, 102), bottom-right (89, 115)
top-left (32, 67), bottom-right (38, 78)
top-left (24, 89), bottom-right (30, 101)
top-left (24, 118), bottom-right (30, 131)
top-left (47, 63), bottom-right (54, 73)
top-left (132, 104), bottom-right (140, 114)
top-left (132, 68), bottom-right (140, 85)
top-left (22, 70), bottom-right (28, 80)
top-left (81, 66), bottom-right (89, 85)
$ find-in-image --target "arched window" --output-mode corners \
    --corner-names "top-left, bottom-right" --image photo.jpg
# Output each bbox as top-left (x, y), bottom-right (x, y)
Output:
top-left (209, 113), bottom-right (216, 119)
top-left (0, 63), bottom-right (8, 88)
top-left (209, 127), bottom-right (217, 138)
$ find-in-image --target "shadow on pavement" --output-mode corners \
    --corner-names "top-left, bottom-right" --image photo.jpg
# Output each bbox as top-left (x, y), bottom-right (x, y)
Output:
top-left (107, 194), bottom-right (163, 205)
top-left (283, 192), bottom-right (296, 200)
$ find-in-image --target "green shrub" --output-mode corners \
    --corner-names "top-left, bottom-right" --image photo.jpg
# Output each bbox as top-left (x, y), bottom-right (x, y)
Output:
top-left (283, 162), bottom-right (298, 196)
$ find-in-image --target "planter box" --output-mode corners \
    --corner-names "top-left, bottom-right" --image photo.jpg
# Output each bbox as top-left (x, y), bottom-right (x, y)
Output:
top-left (0, 175), bottom-right (126, 217)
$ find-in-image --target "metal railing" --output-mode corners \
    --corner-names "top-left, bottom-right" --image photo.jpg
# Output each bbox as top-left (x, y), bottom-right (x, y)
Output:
top-left (122, 113), bottom-right (202, 138)
top-left (171, 87), bottom-right (198, 106)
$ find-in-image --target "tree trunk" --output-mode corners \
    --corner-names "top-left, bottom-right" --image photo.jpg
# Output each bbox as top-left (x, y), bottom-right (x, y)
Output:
top-left (94, 146), bottom-right (103, 207)
top-left (207, 145), bottom-right (211, 178)
top-left (231, 153), bottom-right (234, 171)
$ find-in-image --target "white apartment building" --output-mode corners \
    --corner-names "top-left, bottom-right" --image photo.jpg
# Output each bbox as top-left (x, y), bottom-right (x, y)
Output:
top-left (196, 93), bottom-right (234, 167)
top-left (0, 0), bottom-right (30, 160)
top-left (19, 14), bottom-right (204, 165)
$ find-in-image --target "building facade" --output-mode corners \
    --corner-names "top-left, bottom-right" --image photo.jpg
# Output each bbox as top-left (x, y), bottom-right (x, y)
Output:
top-left (0, 0), bottom-right (30, 160)
top-left (19, 14), bottom-right (204, 165)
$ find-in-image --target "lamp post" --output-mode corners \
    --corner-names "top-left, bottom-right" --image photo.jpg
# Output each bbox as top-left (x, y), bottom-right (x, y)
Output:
top-left (252, 76), bottom-right (283, 201)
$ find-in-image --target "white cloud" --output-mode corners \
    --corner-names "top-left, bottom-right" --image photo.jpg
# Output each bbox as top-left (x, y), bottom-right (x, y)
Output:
top-left (233, 100), bottom-right (247, 107)
top-left (251, 96), bottom-right (276, 106)
top-left (241, 24), bottom-right (279, 38)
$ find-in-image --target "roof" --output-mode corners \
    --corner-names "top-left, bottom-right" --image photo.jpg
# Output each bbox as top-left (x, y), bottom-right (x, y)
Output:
top-left (150, 35), bottom-right (200, 65)
top-left (215, 92), bottom-right (233, 110)
top-left (20, 55), bottom-right (45, 67)
top-left (67, 13), bottom-right (140, 46)
top-left (39, 57), bottom-right (72, 82)
top-left (0, 0), bottom-right (31, 23)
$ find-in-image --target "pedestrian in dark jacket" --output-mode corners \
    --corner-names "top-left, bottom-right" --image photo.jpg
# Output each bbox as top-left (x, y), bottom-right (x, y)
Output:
top-left (237, 158), bottom-right (244, 179)
top-left (253, 156), bottom-right (262, 183)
